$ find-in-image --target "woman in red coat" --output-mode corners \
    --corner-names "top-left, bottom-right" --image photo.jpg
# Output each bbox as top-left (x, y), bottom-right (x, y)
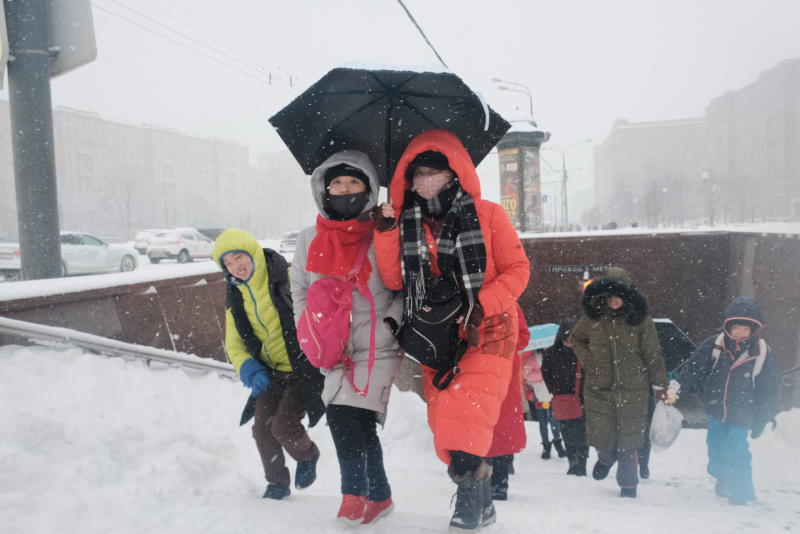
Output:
top-left (373, 130), bottom-right (530, 532)
top-left (486, 303), bottom-right (530, 501)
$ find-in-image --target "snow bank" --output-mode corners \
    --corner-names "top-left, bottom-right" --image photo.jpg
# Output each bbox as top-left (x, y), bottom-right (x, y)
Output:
top-left (1, 345), bottom-right (798, 534)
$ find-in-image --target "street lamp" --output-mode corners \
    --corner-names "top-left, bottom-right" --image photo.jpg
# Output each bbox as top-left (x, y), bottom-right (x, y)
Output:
top-left (544, 139), bottom-right (592, 229)
top-left (492, 77), bottom-right (535, 125)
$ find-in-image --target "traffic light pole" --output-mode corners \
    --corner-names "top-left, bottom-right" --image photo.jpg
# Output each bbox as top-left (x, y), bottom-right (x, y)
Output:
top-left (4, 0), bottom-right (63, 279)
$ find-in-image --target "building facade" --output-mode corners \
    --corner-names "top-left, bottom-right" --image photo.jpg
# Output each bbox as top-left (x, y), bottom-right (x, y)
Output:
top-left (593, 58), bottom-right (800, 227)
top-left (0, 102), bottom-right (317, 241)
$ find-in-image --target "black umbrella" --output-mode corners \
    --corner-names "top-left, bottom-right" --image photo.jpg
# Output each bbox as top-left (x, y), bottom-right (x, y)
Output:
top-left (269, 67), bottom-right (511, 186)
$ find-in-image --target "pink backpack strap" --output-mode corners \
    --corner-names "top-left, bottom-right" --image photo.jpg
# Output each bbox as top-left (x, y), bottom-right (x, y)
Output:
top-left (342, 234), bottom-right (377, 397)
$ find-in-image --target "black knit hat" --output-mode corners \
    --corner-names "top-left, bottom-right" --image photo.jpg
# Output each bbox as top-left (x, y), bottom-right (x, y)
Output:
top-left (324, 163), bottom-right (370, 191)
top-left (406, 150), bottom-right (453, 180)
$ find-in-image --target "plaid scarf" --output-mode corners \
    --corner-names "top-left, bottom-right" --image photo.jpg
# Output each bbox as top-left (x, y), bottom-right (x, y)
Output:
top-left (400, 183), bottom-right (486, 324)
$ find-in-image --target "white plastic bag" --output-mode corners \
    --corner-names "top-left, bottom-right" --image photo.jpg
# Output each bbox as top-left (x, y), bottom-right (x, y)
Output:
top-left (649, 401), bottom-right (684, 450)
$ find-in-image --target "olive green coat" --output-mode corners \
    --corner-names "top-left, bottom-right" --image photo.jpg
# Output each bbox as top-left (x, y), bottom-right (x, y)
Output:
top-left (570, 275), bottom-right (668, 451)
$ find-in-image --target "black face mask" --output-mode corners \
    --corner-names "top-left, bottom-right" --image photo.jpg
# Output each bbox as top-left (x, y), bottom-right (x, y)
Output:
top-left (326, 191), bottom-right (370, 220)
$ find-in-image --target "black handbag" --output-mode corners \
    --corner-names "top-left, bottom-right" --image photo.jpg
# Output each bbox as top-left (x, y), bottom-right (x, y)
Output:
top-left (389, 273), bottom-right (468, 390)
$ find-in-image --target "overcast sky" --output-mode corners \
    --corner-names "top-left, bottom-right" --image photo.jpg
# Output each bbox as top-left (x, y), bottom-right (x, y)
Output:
top-left (3, 0), bottom-right (799, 213)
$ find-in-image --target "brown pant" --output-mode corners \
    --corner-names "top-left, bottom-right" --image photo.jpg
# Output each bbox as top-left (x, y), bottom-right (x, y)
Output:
top-left (253, 370), bottom-right (318, 487)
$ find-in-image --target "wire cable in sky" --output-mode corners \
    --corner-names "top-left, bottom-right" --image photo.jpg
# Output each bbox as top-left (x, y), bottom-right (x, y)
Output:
top-left (91, 2), bottom-right (295, 95)
top-left (160, 0), bottom-right (310, 87)
top-left (395, 0), bottom-right (449, 70)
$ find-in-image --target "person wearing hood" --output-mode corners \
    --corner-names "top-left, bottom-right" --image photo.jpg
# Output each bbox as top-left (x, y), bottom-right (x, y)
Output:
top-left (541, 318), bottom-right (589, 476)
top-left (373, 130), bottom-right (530, 532)
top-left (291, 150), bottom-right (403, 525)
top-left (213, 228), bottom-right (325, 500)
top-left (675, 297), bottom-right (780, 505)
top-left (569, 268), bottom-right (675, 498)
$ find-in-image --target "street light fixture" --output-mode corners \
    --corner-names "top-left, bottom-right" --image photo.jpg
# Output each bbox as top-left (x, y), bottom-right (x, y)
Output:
top-left (544, 139), bottom-right (592, 229)
top-left (492, 77), bottom-right (535, 125)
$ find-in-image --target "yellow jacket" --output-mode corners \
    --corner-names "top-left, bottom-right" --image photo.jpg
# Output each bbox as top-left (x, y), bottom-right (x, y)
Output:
top-left (213, 228), bottom-right (292, 374)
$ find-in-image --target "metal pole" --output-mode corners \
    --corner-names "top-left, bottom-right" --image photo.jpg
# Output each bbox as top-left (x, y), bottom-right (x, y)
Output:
top-left (561, 151), bottom-right (568, 229)
top-left (518, 149), bottom-right (526, 232)
top-left (4, 0), bottom-right (62, 280)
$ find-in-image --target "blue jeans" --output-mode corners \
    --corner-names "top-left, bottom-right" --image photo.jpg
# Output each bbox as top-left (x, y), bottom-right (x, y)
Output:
top-left (707, 416), bottom-right (756, 501)
top-left (536, 407), bottom-right (562, 443)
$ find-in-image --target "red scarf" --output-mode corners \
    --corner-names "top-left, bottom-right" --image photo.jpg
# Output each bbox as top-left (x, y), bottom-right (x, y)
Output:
top-left (306, 215), bottom-right (375, 285)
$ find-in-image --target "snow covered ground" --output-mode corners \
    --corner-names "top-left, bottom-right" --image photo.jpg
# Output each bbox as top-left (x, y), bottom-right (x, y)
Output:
top-left (1, 345), bottom-right (798, 534)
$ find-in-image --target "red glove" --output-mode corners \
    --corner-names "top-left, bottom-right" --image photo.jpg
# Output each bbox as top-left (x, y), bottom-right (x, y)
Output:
top-left (463, 303), bottom-right (484, 347)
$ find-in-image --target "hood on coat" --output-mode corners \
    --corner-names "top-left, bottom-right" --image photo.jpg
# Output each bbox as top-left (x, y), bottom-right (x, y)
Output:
top-left (722, 296), bottom-right (765, 328)
top-left (387, 129), bottom-right (482, 214)
top-left (213, 228), bottom-right (266, 287)
top-left (310, 150), bottom-right (380, 219)
top-left (582, 270), bottom-right (649, 326)
top-left (721, 296), bottom-right (765, 347)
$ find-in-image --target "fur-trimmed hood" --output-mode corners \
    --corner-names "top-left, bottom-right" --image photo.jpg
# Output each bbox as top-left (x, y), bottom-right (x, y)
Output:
top-left (582, 272), bottom-right (649, 326)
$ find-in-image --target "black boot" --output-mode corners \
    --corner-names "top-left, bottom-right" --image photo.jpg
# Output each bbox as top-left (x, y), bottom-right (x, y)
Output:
top-left (477, 462), bottom-right (496, 527)
top-left (294, 450), bottom-right (320, 489)
top-left (541, 441), bottom-right (552, 460)
top-left (592, 460), bottom-right (612, 480)
top-left (639, 464), bottom-right (650, 480)
top-left (620, 487), bottom-right (637, 498)
top-left (567, 453), bottom-right (587, 476)
top-left (490, 457), bottom-right (509, 501)
top-left (552, 439), bottom-right (567, 458)
top-left (449, 469), bottom-right (482, 532)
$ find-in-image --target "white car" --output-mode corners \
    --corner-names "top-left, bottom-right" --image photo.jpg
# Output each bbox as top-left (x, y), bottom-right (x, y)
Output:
top-left (146, 228), bottom-right (214, 264)
top-left (133, 229), bottom-right (168, 255)
top-left (0, 232), bottom-right (138, 280)
top-left (279, 231), bottom-right (299, 254)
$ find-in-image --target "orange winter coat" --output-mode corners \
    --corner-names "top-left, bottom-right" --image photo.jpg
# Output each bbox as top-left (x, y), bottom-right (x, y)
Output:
top-left (373, 129), bottom-right (531, 463)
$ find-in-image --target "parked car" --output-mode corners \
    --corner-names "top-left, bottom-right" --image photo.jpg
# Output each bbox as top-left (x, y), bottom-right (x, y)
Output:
top-left (133, 229), bottom-right (168, 255)
top-left (197, 228), bottom-right (225, 241)
top-left (279, 231), bottom-right (298, 254)
top-left (146, 228), bottom-right (213, 264)
top-left (0, 232), bottom-right (138, 280)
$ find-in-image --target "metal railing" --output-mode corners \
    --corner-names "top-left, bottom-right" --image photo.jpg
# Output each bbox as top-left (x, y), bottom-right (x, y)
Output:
top-left (0, 316), bottom-right (236, 378)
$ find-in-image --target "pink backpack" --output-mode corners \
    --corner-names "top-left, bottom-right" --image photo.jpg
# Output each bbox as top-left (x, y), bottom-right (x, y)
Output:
top-left (297, 236), bottom-right (376, 397)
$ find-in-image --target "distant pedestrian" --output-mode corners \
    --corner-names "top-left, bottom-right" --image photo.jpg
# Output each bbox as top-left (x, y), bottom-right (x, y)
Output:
top-left (486, 303), bottom-right (529, 501)
top-left (675, 297), bottom-right (780, 505)
top-left (522, 349), bottom-right (566, 460)
top-left (570, 268), bottom-right (676, 498)
top-left (542, 319), bottom-right (589, 476)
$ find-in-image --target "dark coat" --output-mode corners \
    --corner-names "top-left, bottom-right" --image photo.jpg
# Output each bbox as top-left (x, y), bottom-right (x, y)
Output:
top-left (570, 273), bottom-right (668, 451)
top-left (230, 248), bottom-right (325, 428)
top-left (676, 297), bottom-right (779, 427)
top-left (541, 320), bottom-right (581, 397)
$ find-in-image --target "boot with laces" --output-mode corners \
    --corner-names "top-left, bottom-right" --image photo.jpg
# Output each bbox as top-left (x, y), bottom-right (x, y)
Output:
top-left (448, 470), bottom-right (482, 532)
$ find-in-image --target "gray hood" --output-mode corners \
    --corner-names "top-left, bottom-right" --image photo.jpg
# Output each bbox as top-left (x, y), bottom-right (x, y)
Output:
top-left (310, 150), bottom-right (380, 219)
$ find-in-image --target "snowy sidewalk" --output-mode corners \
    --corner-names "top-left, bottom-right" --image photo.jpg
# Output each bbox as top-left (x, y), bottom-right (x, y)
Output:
top-left (1, 345), bottom-right (798, 534)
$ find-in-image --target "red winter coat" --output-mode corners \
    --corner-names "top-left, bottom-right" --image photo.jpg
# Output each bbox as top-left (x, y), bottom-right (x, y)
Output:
top-left (373, 130), bottom-right (531, 464)
top-left (486, 304), bottom-right (530, 457)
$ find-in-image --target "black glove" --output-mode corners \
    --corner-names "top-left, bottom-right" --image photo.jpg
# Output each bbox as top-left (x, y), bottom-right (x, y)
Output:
top-left (359, 206), bottom-right (397, 232)
top-left (750, 416), bottom-right (777, 439)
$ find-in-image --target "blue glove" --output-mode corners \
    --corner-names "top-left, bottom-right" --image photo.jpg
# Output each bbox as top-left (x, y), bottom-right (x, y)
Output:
top-left (240, 358), bottom-right (271, 397)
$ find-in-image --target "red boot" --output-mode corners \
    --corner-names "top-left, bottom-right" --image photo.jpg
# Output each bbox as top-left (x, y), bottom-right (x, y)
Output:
top-left (336, 494), bottom-right (366, 524)
top-left (362, 498), bottom-right (394, 524)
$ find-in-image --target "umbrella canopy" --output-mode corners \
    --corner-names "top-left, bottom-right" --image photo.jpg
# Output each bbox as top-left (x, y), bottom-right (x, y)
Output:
top-left (523, 323), bottom-right (560, 351)
top-left (269, 66), bottom-right (511, 186)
